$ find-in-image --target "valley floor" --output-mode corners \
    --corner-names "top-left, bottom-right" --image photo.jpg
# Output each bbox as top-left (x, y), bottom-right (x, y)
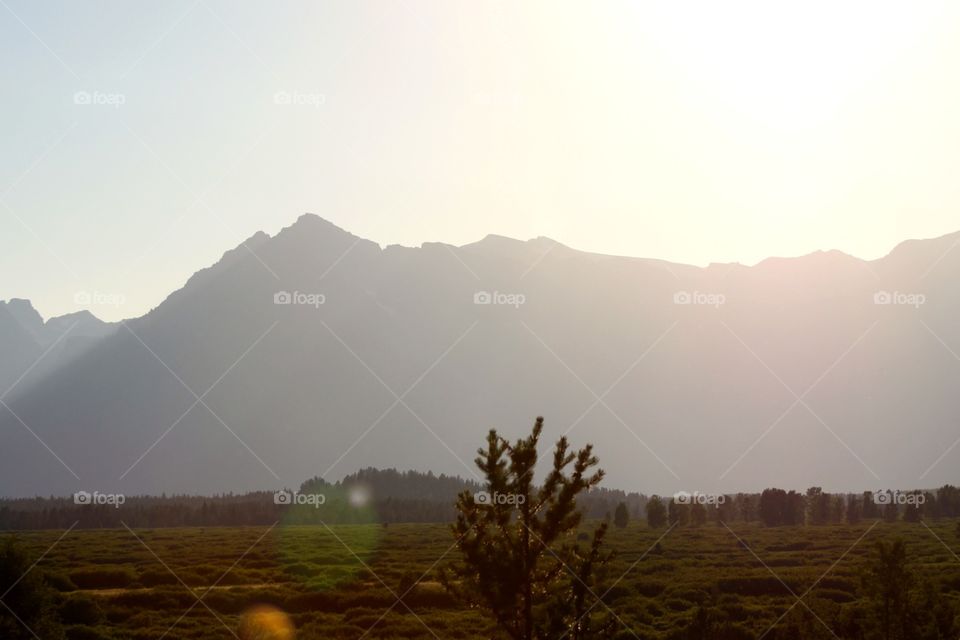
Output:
top-left (6, 519), bottom-right (960, 639)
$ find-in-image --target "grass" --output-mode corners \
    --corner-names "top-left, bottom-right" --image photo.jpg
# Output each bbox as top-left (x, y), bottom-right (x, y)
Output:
top-left (5, 519), bottom-right (960, 639)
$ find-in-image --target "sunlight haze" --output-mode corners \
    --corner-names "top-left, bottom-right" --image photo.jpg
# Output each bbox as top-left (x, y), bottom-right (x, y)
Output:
top-left (2, 1), bottom-right (960, 320)
top-left (4, 8), bottom-right (960, 637)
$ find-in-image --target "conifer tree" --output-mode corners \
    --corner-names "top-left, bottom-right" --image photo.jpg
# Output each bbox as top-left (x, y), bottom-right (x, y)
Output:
top-left (446, 417), bottom-right (613, 640)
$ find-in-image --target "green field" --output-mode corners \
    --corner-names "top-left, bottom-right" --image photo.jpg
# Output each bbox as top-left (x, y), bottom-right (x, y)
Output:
top-left (5, 519), bottom-right (960, 639)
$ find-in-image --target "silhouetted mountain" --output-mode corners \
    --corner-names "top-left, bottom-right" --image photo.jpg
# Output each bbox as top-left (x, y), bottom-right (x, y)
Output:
top-left (2, 216), bottom-right (959, 498)
top-left (0, 299), bottom-right (114, 397)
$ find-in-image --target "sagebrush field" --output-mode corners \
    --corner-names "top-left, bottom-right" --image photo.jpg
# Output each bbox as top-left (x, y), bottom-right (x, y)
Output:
top-left (6, 519), bottom-right (959, 640)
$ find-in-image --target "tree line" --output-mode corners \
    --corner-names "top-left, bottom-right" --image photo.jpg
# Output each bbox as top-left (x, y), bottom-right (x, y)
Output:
top-left (0, 467), bottom-right (647, 530)
top-left (3, 474), bottom-right (956, 531)
top-left (642, 485), bottom-right (960, 528)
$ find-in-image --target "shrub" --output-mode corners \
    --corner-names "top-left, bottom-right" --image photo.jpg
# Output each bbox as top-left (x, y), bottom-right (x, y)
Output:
top-left (634, 580), bottom-right (667, 597)
top-left (288, 591), bottom-right (338, 613)
top-left (816, 587), bottom-right (855, 603)
top-left (202, 590), bottom-right (245, 614)
top-left (601, 584), bottom-right (633, 604)
top-left (665, 597), bottom-right (695, 612)
top-left (283, 562), bottom-right (315, 577)
top-left (767, 541), bottom-right (812, 552)
top-left (112, 588), bottom-right (193, 609)
top-left (45, 572), bottom-right (78, 592)
top-left (137, 569), bottom-right (178, 587)
top-left (68, 567), bottom-right (137, 590)
top-left (818, 575), bottom-right (856, 593)
top-left (666, 587), bottom-right (708, 604)
top-left (406, 584), bottom-right (458, 608)
top-left (64, 626), bottom-right (110, 640)
top-left (716, 575), bottom-right (794, 597)
top-left (59, 595), bottom-right (104, 625)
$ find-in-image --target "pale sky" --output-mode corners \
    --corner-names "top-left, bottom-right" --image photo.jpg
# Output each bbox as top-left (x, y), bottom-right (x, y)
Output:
top-left (2, 1), bottom-right (960, 321)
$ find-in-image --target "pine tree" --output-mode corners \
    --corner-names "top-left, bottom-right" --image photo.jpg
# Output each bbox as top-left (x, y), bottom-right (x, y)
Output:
top-left (690, 502), bottom-right (707, 527)
top-left (846, 495), bottom-right (862, 524)
top-left (613, 502), bottom-right (629, 529)
top-left (668, 498), bottom-right (689, 527)
top-left (645, 496), bottom-right (667, 529)
top-left (861, 539), bottom-right (914, 640)
top-left (445, 417), bottom-right (614, 640)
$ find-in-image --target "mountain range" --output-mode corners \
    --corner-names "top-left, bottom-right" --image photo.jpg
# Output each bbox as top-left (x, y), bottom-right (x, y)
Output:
top-left (1, 214), bottom-right (958, 498)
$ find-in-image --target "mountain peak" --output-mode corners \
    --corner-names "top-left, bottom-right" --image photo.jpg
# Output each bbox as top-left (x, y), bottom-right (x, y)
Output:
top-left (462, 233), bottom-right (569, 253)
top-left (271, 213), bottom-right (370, 249)
top-left (2, 297), bottom-right (38, 313)
top-left (530, 235), bottom-right (564, 246)
top-left (755, 248), bottom-right (861, 270)
top-left (45, 309), bottom-right (100, 325)
top-left (1, 298), bottom-right (44, 335)
top-left (287, 213), bottom-right (351, 236)
top-left (475, 233), bottom-right (525, 247)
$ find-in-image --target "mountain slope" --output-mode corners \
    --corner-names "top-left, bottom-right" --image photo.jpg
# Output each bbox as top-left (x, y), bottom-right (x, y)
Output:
top-left (0, 300), bottom-right (115, 399)
top-left (2, 216), bottom-right (959, 497)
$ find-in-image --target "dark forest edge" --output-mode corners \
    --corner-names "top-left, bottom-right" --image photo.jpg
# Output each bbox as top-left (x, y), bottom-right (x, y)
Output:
top-left (1, 467), bottom-right (957, 531)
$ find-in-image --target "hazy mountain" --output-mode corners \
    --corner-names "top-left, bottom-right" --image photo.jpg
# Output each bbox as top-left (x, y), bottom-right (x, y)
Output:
top-left (0, 299), bottom-right (115, 398)
top-left (2, 215), bottom-right (959, 498)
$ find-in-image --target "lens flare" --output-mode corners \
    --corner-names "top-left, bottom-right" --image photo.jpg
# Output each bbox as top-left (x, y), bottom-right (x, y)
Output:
top-left (239, 605), bottom-right (294, 640)
top-left (348, 484), bottom-right (370, 508)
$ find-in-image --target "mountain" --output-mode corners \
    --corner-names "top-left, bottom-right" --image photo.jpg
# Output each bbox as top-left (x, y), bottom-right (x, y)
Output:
top-left (0, 299), bottom-right (115, 398)
top-left (1, 215), bottom-right (959, 498)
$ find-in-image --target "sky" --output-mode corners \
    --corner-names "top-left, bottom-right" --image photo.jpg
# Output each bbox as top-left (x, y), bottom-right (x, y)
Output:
top-left (2, 1), bottom-right (960, 321)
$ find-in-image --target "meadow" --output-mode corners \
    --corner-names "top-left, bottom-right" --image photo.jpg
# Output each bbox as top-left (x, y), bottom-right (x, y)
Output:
top-left (6, 518), bottom-right (960, 640)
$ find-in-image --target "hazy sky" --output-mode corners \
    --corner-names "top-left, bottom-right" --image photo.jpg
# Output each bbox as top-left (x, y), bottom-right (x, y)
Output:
top-left (3, 1), bottom-right (960, 321)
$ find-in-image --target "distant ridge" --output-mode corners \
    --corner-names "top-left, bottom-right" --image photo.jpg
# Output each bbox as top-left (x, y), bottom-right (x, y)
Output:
top-left (0, 298), bottom-right (114, 397)
top-left (1, 215), bottom-right (959, 498)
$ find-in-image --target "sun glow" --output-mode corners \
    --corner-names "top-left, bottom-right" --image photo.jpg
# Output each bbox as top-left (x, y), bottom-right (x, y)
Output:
top-left (5, 2), bottom-right (960, 320)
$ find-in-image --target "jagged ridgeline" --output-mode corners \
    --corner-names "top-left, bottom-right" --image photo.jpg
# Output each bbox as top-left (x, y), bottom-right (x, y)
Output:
top-left (5, 216), bottom-right (960, 499)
